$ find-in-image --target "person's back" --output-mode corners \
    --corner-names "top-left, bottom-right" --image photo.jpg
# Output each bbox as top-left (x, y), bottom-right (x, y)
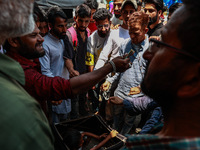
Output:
top-left (0, 54), bottom-right (54, 150)
top-left (0, 1), bottom-right (54, 149)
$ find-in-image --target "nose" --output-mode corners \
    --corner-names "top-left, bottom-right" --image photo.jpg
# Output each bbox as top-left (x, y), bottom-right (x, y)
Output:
top-left (38, 34), bottom-right (44, 42)
top-left (127, 12), bottom-right (132, 17)
top-left (102, 26), bottom-right (106, 31)
top-left (62, 26), bottom-right (67, 33)
top-left (115, 5), bottom-right (119, 11)
top-left (145, 10), bottom-right (150, 16)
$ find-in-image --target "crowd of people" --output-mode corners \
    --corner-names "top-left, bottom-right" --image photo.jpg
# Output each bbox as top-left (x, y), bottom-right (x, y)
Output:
top-left (1, 0), bottom-right (200, 149)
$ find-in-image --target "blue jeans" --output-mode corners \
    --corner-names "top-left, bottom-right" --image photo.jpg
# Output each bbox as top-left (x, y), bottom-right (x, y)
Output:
top-left (113, 105), bottom-right (136, 135)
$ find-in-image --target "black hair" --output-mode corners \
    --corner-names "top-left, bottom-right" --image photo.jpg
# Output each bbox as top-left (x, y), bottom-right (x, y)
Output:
top-left (84, 0), bottom-right (99, 10)
top-left (46, 5), bottom-right (67, 26)
top-left (137, 0), bottom-right (142, 6)
top-left (144, 0), bottom-right (164, 12)
top-left (93, 8), bottom-right (112, 22)
top-left (62, 128), bottom-right (81, 150)
top-left (169, 3), bottom-right (183, 14)
top-left (34, 2), bottom-right (47, 22)
top-left (75, 4), bottom-right (91, 18)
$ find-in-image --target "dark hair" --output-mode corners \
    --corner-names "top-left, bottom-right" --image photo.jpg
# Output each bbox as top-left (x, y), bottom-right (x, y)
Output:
top-left (62, 128), bottom-right (81, 150)
top-left (144, 0), bottom-right (164, 12)
top-left (93, 8), bottom-right (112, 22)
top-left (129, 11), bottom-right (149, 29)
top-left (137, 0), bottom-right (142, 6)
top-left (84, 0), bottom-right (99, 10)
top-left (176, 0), bottom-right (200, 58)
top-left (34, 2), bottom-right (44, 22)
top-left (75, 4), bottom-right (91, 18)
top-left (46, 5), bottom-right (67, 25)
top-left (169, 3), bottom-right (183, 14)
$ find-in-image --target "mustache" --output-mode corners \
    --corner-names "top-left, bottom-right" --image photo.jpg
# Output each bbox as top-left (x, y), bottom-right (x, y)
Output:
top-left (35, 42), bottom-right (43, 47)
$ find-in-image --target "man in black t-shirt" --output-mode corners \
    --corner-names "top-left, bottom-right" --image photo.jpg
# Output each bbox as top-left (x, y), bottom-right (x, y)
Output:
top-left (144, 0), bottom-right (164, 36)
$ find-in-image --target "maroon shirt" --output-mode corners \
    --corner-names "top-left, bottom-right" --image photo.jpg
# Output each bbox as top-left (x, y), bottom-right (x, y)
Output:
top-left (6, 52), bottom-right (73, 113)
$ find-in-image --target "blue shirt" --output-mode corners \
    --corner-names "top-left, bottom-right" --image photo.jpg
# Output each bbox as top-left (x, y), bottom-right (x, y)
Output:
top-left (39, 32), bottom-right (71, 114)
top-left (114, 35), bottom-right (149, 99)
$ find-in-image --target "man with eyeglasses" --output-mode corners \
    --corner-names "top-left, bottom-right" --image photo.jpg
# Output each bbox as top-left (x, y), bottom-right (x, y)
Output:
top-left (85, 8), bottom-right (113, 113)
top-left (144, 0), bottom-right (164, 36)
top-left (124, 0), bottom-right (200, 149)
top-left (95, 0), bottom-right (137, 124)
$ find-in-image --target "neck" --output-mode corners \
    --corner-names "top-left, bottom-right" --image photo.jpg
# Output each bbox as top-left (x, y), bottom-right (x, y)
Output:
top-left (50, 30), bottom-right (59, 40)
top-left (157, 97), bottom-right (200, 137)
top-left (74, 24), bottom-right (85, 34)
top-left (149, 19), bottom-right (160, 30)
top-left (121, 23), bottom-right (128, 29)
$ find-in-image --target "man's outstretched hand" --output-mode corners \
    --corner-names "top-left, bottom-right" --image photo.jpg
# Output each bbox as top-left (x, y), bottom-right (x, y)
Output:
top-left (111, 55), bottom-right (131, 72)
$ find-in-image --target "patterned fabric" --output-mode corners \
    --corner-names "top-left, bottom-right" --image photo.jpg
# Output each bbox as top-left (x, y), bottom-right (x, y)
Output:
top-left (124, 134), bottom-right (200, 150)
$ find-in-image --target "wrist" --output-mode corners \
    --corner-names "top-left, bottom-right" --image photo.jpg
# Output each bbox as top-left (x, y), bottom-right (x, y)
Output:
top-left (108, 60), bottom-right (116, 73)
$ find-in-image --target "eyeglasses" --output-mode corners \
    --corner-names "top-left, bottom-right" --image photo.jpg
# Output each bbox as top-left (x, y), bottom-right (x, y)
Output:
top-left (97, 24), bottom-right (110, 29)
top-left (149, 39), bottom-right (200, 62)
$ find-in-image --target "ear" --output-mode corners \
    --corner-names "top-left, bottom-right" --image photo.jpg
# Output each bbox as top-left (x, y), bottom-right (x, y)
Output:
top-left (158, 10), bottom-right (162, 17)
top-left (48, 23), bottom-right (53, 29)
top-left (7, 38), bottom-right (20, 48)
top-left (177, 63), bottom-right (200, 98)
top-left (144, 27), bottom-right (149, 34)
top-left (73, 16), bottom-right (77, 22)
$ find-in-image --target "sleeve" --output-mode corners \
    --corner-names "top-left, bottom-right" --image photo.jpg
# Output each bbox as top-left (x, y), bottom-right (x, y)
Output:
top-left (85, 36), bottom-right (95, 66)
top-left (63, 31), bottom-right (74, 59)
top-left (105, 44), bottom-right (122, 84)
top-left (24, 68), bottom-right (73, 100)
top-left (39, 44), bottom-right (54, 77)
top-left (106, 72), bottom-right (120, 84)
top-left (94, 36), bottom-right (115, 69)
top-left (140, 107), bottom-right (163, 134)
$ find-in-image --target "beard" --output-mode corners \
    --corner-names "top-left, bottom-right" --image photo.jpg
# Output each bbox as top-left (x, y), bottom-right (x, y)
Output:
top-left (78, 27), bottom-right (87, 32)
top-left (141, 60), bottom-right (179, 115)
top-left (148, 13), bottom-right (158, 26)
top-left (115, 14), bottom-right (121, 19)
top-left (51, 28), bottom-right (66, 39)
top-left (98, 28), bottom-right (110, 38)
top-left (18, 40), bottom-right (45, 59)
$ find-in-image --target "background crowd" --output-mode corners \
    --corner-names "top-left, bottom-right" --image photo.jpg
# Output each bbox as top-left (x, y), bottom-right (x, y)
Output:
top-left (2, 0), bottom-right (200, 150)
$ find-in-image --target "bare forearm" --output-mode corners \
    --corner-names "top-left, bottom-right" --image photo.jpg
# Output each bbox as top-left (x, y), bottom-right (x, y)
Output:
top-left (64, 59), bottom-right (74, 72)
top-left (88, 65), bottom-right (94, 72)
top-left (93, 134), bottom-right (112, 150)
top-left (70, 63), bottom-right (113, 95)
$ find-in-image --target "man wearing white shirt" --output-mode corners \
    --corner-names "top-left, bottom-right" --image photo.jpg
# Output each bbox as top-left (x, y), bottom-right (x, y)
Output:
top-left (86, 8), bottom-right (113, 112)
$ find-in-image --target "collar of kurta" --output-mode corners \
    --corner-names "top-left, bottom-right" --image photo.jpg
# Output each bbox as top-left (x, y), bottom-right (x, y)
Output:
top-left (6, 51), bottom-right (39, 71)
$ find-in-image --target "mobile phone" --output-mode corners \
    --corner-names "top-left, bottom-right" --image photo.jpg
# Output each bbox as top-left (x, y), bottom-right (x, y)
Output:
top-left (125, 49), bottom-right (134, 59)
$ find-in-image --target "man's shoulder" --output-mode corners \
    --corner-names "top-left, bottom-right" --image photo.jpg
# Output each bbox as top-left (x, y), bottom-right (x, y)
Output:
top-left (121, 38), bottom-right (131, 47)
top-left (88, 30), bottom-right (98, 40)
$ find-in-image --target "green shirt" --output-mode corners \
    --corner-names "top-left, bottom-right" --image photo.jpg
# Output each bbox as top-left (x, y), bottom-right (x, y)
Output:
top-left (0, 53), bottom-right (54, 150)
